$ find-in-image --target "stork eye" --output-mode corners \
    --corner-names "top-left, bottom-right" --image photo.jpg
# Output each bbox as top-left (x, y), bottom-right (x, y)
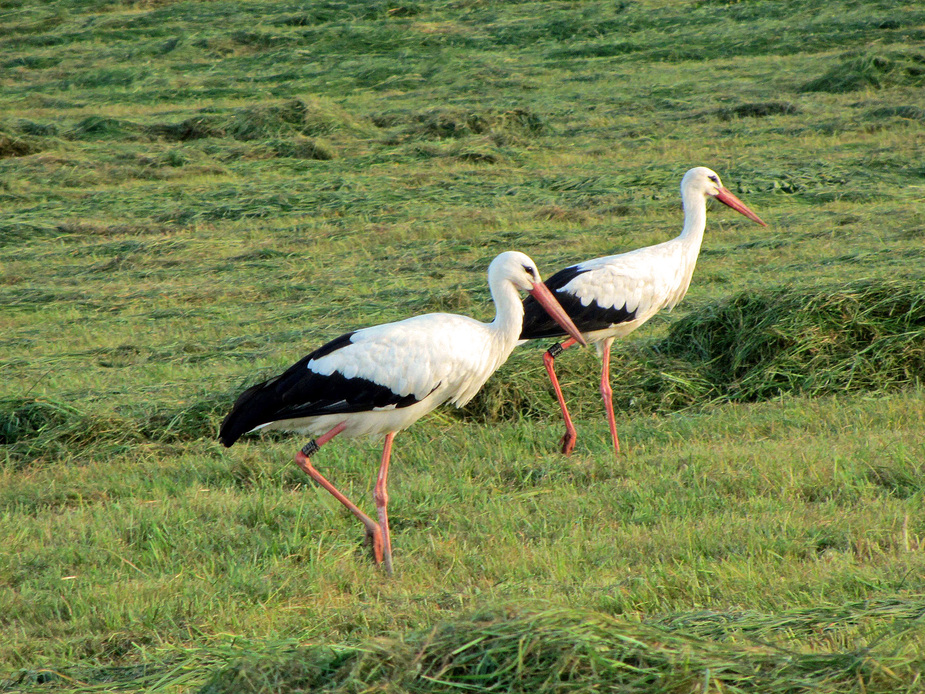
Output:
top-left (708, 174), bottom-right (719, 183)
top-left (522, 264), bottom-right (537, 278)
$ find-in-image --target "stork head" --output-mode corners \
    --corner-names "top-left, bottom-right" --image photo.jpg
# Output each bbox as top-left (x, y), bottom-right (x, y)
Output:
top-left (488, 251), bottom-right (546, 293)
top-left (682, 166), bottom-right (767, 226)
top-left (489, 251), bottom-right (587, 346)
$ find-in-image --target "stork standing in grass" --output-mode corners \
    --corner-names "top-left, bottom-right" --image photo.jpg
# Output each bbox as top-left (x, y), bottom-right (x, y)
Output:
top-left (219, 251), bottom-right (586, 574)
top-left (520, 167), bottom-right (767, 456)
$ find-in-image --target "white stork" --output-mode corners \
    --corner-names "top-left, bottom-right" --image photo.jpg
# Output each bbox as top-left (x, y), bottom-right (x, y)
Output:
top-left (520, 166), bottom-right (767, 456)
top-left (219, 251), bottom-right (586, 574)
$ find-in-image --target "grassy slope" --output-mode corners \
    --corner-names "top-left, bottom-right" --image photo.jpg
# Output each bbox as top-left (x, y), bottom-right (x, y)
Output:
top-left (1, 0), bottom-right (925, 691)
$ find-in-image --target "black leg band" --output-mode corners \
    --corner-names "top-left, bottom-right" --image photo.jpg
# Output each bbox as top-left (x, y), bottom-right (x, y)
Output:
top-left (301, 439), bottom-right (320, 457)
top-left (547, 342), bottom-right (564, 358)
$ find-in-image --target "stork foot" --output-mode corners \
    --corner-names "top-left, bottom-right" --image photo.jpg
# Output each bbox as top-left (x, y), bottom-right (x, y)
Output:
top-left (560, 430), bottom-right (577, 456)
top-left (363, 526), bottom-right (389, 573)
top-left (381, 546), bottom-right (394, 576)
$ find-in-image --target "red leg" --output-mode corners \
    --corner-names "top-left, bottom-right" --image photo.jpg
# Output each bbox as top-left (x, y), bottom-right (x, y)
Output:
top-left (599, 337), bottom-right (620, 456)
top-left (374, 432), bottom-right (395, 575)
top-left (292, 422), bottom-right (385, 567)
top-left (544, 337), bottom-right (579, 455)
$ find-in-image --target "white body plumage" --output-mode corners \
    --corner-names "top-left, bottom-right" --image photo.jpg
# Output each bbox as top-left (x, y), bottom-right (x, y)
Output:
top-left (561, 232), bottom-right (703, 350)
top-left (263, 311), bottom-right (518, 438)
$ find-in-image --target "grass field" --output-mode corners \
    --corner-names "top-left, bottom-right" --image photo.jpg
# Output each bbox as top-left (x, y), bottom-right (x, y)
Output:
top-left (2, 0), bottom-right (925, 691)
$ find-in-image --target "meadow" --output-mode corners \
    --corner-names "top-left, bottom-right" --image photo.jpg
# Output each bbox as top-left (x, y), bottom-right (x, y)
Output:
top-left (1, 0), bottom-right (924, 691)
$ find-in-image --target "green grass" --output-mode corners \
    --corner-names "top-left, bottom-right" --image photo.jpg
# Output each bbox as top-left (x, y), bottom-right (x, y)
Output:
top-left (2, 0), bottom-right (925, 691)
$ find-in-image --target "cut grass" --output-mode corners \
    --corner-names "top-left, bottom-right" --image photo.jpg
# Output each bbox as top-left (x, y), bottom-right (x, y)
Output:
top-left (5, 600), bottom-right (924, 692)
top-left (2, 0), bottom-right (925, 691)
top-left (801, 48), bottom-right (925, 93)
top-left (3, 390), bottom-right (924, 675)
top-left (194, 605), bottom-right (925, 693)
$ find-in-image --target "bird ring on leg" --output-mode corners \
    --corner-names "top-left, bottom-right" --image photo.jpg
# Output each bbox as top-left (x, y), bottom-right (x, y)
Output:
top-left (301, 439), bottom-right (321, 457)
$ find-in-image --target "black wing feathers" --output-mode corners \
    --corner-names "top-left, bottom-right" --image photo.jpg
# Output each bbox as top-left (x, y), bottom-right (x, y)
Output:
top-left (520, 264), bottom-right (636, 340)
top-left (219, 331), bottom-right (419, 447)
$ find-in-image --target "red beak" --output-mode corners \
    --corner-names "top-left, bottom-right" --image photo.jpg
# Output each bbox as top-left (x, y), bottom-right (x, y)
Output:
top-left (527, 282), bottom-right (587, 347)
top-left (714, 187), bottom-right (768, 227)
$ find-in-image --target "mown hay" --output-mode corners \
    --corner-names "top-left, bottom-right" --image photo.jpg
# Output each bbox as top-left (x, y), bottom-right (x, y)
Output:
top-left (658, 278), bottom-right (925, 402)
top-left (866, 105), bottom-right (925, 121)
top-left (0, 397), bottom-right (83, 446)
top-left (0, 392), bottom-right (227, 468)
top-left (378, 106), bottom-right (548, 143)
top-left (716, 101), bottom-right (798, 120)
top-left (148, 97), bottom-right (368, 142)
top-left (0, 397), bottom-right (111, 467)
top-left (14, 119), bottom-right (58, 137)
top-left (194, 605), bottom-right (925, 693)
top-left (67, 116), bottom-right (141, 140)
top-left (268, 137), bottom-right (334, 160)
top-left (0, 132), bottom-right (38, 158)
top-left (139, 392), bottom-right (231, 444)
top-left (648, 597), bottom-right (925, 640)
top-left (4, 282), bottom-right (921, 459)
top-left (147, 101), bottom-right (307, 141)
top-left (6, 601), bottom-right (921, 692)
top-left (801, 49), bottom-right (925, 93)
top-left (411, 108), bottom-right (491, 139)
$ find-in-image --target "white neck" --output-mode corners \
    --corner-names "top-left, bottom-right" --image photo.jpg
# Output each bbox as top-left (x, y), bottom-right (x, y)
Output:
top-left (663, 184), bottom-right (710, 305)
top-left (679, 184), bottom-right (708, 250)
top-left (488, 279), bottom-right (525, 349)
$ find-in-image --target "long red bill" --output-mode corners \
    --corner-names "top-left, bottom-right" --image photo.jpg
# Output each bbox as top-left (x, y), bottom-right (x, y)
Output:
top-left (528, 282), bottom-right (587, 347)
top-left (714, 187), bottom-right (768, 227)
